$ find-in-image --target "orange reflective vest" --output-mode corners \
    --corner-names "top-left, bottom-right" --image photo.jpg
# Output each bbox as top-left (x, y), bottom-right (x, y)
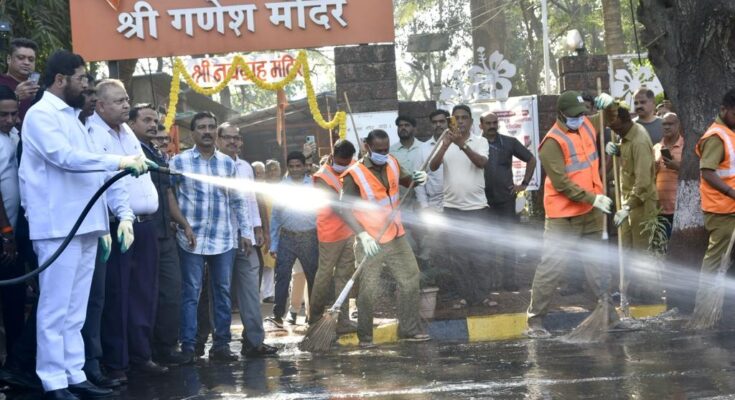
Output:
top-left (541, 117), bottom-right (603, 218)
top-left (313, 164), bottom-right (354, 243)
top-left (345, 155), bottom-right (405, 243)
top-left (696, 122), bottom-right (735, 214)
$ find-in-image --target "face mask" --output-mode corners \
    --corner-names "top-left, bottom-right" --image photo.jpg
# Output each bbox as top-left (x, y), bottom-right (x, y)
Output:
top-left (566, 116), bottom-right (584, 130)
top-left (332, 163), bottom-right (348, 173)
top-left (369, 151), bottom-right (389, 165)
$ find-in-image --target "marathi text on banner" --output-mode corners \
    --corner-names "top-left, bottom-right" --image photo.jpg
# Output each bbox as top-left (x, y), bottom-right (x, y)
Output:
top-left (186, 53), bottom-right (303, 88)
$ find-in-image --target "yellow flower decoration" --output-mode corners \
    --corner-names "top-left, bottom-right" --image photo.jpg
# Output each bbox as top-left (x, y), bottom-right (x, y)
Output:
top-left (164, 51), bottom-right (347, 140)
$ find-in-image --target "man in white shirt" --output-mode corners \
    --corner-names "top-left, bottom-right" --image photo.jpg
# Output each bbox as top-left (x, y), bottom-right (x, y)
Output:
top-left (19, 50), bottom-right (148, 400)
top-left (0, 85), bottom-right (25, 358)
top-left (415, 109), bottom-right (449, 269)
top-left (428, 105), bottom-right (491, 307)
top-left (87, 80), bottom-right (167, 382)
top-left (215, 123), bottom-right (277, 357)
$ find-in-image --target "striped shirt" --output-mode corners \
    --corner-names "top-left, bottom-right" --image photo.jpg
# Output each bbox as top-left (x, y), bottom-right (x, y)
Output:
top-left (170, 147), bottom-right (250, 255)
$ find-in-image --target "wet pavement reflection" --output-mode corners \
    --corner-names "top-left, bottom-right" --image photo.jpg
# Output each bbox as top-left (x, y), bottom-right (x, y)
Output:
top-left (13, 327), bottom-right (735, 399)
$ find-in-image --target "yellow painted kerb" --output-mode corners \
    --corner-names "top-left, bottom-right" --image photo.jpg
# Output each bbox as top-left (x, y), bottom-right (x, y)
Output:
top-left (467, 313), bottom-right (528, 342)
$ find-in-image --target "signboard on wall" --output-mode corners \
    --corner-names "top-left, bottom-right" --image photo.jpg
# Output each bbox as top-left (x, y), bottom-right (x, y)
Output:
top-left (465, 96), bottom-right (542, 190)
top-left (185, 52), bottom-right (302, 87)
top-left (343, 110), bottom-right (399, 152)
top-left (70, 0), bottom-right (395, 61)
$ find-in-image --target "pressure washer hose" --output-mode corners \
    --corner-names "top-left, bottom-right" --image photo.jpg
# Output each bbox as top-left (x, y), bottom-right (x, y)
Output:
top-left (0, 166), bottom-right (178, 287)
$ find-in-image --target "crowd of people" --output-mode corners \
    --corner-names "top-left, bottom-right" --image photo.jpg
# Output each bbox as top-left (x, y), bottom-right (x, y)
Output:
top-left (0, 36), bottom-right (730, 400)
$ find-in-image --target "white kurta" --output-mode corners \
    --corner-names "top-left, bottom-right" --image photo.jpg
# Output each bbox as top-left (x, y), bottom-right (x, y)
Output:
top-left (19, 91), bottom-right (132, 392)
top-left (0, 127), bottom-right (20, 228)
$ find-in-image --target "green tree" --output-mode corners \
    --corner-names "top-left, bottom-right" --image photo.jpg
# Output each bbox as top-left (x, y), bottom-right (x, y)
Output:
top-left (0, 0), bottom-right (71, 71)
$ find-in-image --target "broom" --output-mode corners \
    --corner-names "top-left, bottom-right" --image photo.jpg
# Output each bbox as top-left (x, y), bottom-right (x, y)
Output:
top-left (299, 127), bottom-right (451, 352)
top-left (686, 225), bottom-right (735, 330)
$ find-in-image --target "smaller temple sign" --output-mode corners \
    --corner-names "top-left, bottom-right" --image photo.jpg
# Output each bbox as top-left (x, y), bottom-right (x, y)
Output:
top-left (71, 0), bottom-right (394, 61)
top-left (186, 53), bottom-right (303, 87)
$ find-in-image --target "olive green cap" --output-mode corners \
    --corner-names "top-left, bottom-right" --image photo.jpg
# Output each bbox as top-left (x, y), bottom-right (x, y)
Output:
top-left (557, 90), bottom-right (588, 117)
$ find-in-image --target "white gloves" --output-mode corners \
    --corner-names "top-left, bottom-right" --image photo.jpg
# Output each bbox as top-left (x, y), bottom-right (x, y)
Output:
top-left (595, 93), bottom-right (615, 109)
top-left (411, 170), bottom-right (428, 185)
top-left (605, 142), bottom-right (620, 156)
top-left (592, 194), bottom-right (613, 214)
top-left (614, 205), bottom-right (631, 227)
top-left (117, 219), bottom-right (135, 253)
top-left (119, 155), bottom-right (150, 177)
top-left (357, 231), bottom-right (381, 258)
top-left (98, 234), bottom-right (112, 262)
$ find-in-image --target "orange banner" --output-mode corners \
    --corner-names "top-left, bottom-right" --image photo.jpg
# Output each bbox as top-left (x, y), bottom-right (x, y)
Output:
top-left (71, 0), bottom-right (395, 62)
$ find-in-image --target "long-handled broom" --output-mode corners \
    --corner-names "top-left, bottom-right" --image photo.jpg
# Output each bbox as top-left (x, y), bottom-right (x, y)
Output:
top-left (299, 128), bottom-right (450, 352)
top-left (686, 225), bottom-right (735, 330)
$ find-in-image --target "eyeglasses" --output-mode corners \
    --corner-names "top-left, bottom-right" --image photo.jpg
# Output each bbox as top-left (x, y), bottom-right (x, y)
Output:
top-left (220, 135), bottom-right (242, 141)
top-left (67, 74), bottom-right (89, 84)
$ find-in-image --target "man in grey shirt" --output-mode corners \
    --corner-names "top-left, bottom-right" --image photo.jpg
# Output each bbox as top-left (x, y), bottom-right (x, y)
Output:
top-left (633, 88), bottom-right (663, 144)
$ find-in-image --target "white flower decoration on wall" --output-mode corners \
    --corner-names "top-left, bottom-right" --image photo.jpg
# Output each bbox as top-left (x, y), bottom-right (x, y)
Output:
top-left (440, 47), bottom-right (517, 104)
top-left (612, 61), bottom-right (663, 107)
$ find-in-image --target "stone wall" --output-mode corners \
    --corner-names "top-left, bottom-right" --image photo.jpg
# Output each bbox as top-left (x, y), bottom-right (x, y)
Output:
top-left (558, 55), bottom-right (610, 96)
top-left (335, 44), bottom-right (398, 113)
top-left (399, 100), bottom-right (438, 142)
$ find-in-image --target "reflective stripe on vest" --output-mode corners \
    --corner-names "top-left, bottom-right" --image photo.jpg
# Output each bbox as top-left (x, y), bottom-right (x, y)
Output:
top-left (316, 166), bottom-right (342, 190)
top-left (549, 127), bottom-right (600, 173)
top-left (710, 127), bottom-right (735, 178)
top-left (348, 159), bottom-right (399, 207)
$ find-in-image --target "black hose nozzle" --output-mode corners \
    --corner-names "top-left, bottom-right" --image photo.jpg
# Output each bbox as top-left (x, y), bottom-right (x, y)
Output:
top-left (149, 164), bottom-right (182, 176)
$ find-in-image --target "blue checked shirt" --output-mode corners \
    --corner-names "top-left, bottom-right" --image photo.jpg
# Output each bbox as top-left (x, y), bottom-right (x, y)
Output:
top-left (170, 147), bottom-right (250, 255)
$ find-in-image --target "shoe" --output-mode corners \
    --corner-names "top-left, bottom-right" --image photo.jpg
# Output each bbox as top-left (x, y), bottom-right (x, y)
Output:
top-left (336, 320), bottom-right (358, 334)
top-left (43, 389), bottom-right (80, 400)
top-left (262, 296), bottom-right (275, 304)
top-left (194, 343), bottom-right (206, 358)
top-left (399, 333), bottom-right (431, 342)
top-left (104, 369), bottom-right (127, 385)
top-left (286, 312), bottom-right (298, 325)
top-left (358, 341), bottom-right (376, 349)
top-left (0, 366), bottom-right (42, 390)
top-left (264, 316), bottom-right (283, 328)
top-left (179, 351), bottom-right (198, 365)
top-left (523, 328), bottom-right (552, 339)
top-left (131, 360), bottom-right (168, 375)
top-left (154, 350), bottom-right (192, 366)
top-left (85, 371), bottom-right (122, 389)
top-left (241, 343), bottom-right (279, 358)
top-left (209, 347), bottom-right (238, 362)
top-left (68, 380), bottom-right (114, 398)
top-left (503, 282), bottom-right (520, 292)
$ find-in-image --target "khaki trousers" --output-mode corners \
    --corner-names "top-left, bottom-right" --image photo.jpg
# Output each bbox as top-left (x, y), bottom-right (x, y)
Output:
top-left (309, 237), bottom-right (356, 324)
top-left (619, 199), bottom-right (661, 303)
top-left (356, 235), bottom-right (421, 342)
top-left (693, 213), bottom-right (735, 306)
top-left (527, 210), bottom-right (607, 320)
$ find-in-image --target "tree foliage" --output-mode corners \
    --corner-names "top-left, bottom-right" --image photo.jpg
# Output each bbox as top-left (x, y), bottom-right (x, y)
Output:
top-left (0, 0), bottom-right (71, 72)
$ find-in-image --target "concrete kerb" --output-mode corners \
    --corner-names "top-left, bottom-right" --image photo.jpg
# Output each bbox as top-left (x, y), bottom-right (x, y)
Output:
top-left (337, 304), bottom-right (667, 346)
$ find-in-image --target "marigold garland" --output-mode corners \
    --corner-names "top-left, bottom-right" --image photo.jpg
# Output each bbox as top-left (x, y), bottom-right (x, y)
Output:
top-left (164, 50), bottom-right (347, 141)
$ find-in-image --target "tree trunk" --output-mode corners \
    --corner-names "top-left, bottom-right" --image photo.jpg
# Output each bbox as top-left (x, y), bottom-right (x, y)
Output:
top-left (602, 0), bottom-right (626, 54)
top-left (638, 0), bottom-right (735, 313)
top-left (470, 0), bottom-right (507, 57)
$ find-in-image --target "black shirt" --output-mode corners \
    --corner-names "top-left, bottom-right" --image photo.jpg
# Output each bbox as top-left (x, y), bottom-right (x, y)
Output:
top-left (483, 134), bottom-right (533, 205)
top-left (141, 141), bottom-right (173, 239)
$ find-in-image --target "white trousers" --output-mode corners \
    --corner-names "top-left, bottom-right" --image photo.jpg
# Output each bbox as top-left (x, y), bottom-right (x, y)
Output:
top-left (34, 234), bottom-right (97, 391)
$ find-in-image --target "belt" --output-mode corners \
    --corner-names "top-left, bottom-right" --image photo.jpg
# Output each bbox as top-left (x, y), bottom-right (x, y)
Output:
top-left (281, 228), bottom-right (316, 236)
top-left (110, 214), bottom-right (155, 224)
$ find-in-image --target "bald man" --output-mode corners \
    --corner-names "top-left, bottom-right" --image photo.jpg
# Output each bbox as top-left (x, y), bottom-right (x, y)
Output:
top-left (653, 112), bottom-right (683, 236)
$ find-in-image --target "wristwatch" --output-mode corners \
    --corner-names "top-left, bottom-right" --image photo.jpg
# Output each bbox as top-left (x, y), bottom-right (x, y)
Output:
top-left (461, 143), bottom-right (470, 151)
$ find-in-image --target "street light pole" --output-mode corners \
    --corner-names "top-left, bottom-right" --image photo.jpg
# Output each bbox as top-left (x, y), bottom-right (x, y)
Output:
top-left (541, 0), bottom-right (551, 94)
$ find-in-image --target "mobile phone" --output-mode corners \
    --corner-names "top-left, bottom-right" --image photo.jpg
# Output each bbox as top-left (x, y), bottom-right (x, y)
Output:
top-left (28, 72), bottom-right (40, 84)
top-left (660, 148), bottom-right (672, 160)
top-left (305, 135), bottom-right (315, 144)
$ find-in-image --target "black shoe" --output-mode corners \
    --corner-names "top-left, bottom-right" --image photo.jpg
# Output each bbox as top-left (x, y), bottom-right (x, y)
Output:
top-left (262, 296), bottom-right (275, 303)
top-left (43, 389), bottom-right (80, 400)
top-left (0, 366), bottom-right (42, 390)
top-left (241, 342), bottom-right (279, 358)
top-left (286, 312), bottom-right (297, 325)
top-left (209, 347), bottom-right (238, 362)
top-left (154, 350), bottom-right (191, 366)
top-left (194, 343), bottom-right (206, 358)
top-left (179, 351), bottom-right (198, 365)
top-left (67, 381), bottom-right (114, 398)
top-left (503, 282), bottom-right (520, 292)
top-left (264, 316), bottom-right (283, 328)
top-left (130, 360), bottom-right (169, 375)
top-left (85, 371), bottom-right (122, 389)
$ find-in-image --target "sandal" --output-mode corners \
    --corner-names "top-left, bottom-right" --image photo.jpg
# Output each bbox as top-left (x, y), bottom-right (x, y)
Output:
top-left (482, 298), bottom-right (498, 307)
top-left (451, 299), bottom-right (468, 309)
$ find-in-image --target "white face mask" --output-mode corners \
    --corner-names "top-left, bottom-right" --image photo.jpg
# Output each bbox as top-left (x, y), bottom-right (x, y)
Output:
top-left (566, 116), bottom-right (584, 130)
top-left (369, 150), bottom-right (389, 165)
top-left (332, 163), bottom-right (348, 173)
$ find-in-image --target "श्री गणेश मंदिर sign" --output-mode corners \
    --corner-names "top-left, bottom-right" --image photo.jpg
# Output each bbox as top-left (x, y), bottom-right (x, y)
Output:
top-left (70, 0), bottom-right (395, 61)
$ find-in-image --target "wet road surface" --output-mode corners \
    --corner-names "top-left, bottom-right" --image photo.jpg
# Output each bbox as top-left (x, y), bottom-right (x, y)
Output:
top-left (12, 326), bottom-right (735, 399)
